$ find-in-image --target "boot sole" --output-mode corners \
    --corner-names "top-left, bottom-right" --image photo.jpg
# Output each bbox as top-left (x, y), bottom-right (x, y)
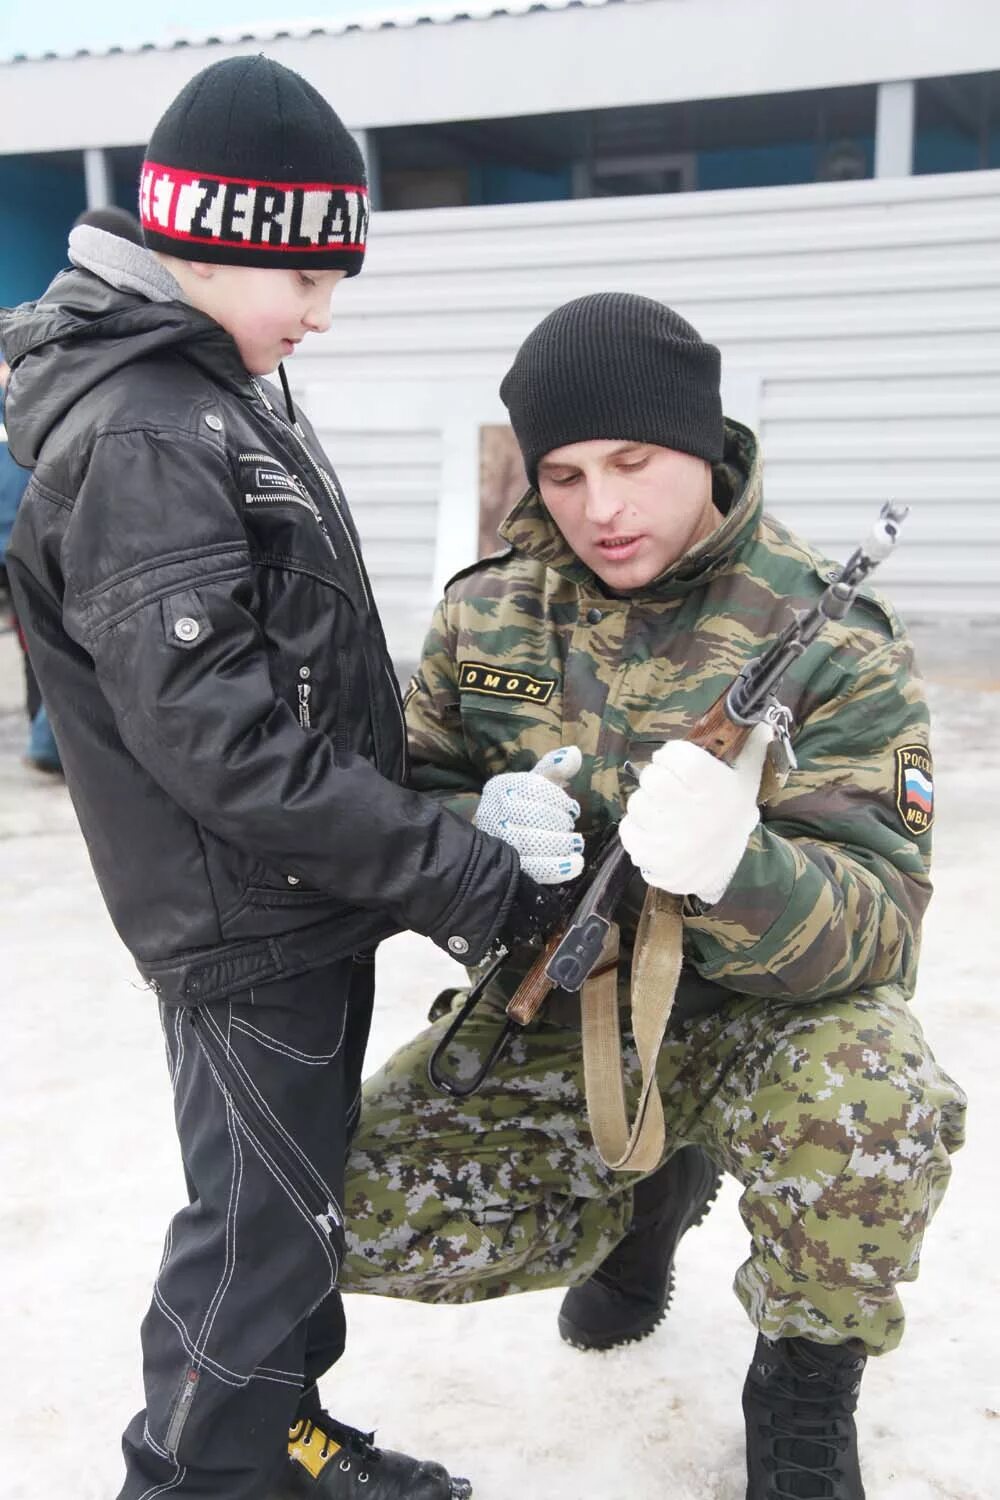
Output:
top-left (557, 1268), bottom-right (676, 1351)
top-left (558, 1164), bottom-right (722, 1353)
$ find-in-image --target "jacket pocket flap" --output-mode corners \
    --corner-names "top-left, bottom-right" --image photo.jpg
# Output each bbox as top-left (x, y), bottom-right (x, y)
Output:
top-left (162, 588), bottom-right (214, 650)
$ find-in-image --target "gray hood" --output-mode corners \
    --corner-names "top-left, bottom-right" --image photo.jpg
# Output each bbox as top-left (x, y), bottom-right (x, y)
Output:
top-left (0, 233), bottom-right (251, 468)
top-left (68, 224), bottom-right (186, 304)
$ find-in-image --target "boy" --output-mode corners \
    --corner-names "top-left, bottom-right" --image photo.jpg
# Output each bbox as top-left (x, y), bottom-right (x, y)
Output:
top-left (2, 55), bottom-right (553, 1500)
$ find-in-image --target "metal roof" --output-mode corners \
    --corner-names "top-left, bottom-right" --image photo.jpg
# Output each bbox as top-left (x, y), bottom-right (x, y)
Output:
top-left (3, 0), bottom-right (631, 64)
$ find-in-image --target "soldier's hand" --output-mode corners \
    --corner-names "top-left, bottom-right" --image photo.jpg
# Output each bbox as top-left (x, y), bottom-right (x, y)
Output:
top-left (474, 746), bottom-right (585, 885)
top-left (619, 723), bottom-right (772, 905)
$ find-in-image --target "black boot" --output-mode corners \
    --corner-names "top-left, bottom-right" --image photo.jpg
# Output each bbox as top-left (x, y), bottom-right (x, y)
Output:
top-left (743, 1334), bottom-right (867, 1499)
top-left (557, 1144), bottom-right (721, 1351)
top-left (274, 1413), bottom-right (472, 1499)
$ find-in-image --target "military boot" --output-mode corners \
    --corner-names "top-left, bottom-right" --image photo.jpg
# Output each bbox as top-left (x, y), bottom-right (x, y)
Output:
top-left (274, 1413), bottom-right (472, 1499)
top-left (743, 1333), bottom-right (867, 1499)
top-left (557, 1144), bottom-right (721, 1351)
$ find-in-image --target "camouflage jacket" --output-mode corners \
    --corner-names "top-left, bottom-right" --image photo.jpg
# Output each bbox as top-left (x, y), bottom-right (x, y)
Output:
top-left (406, 421), bottom-right (933, 1008)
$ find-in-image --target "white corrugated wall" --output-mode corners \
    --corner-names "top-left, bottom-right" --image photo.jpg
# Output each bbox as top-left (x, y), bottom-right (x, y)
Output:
top-left (287, 170), bottom-right (1000, 658)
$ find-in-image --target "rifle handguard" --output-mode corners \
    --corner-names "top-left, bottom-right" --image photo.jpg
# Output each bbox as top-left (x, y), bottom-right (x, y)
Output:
top-left (506, 930), bottom-right (562, 1025)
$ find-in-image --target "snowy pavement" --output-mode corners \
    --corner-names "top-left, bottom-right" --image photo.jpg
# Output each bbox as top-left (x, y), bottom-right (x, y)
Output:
top-left (1, 626), bottom-right (998, 1500)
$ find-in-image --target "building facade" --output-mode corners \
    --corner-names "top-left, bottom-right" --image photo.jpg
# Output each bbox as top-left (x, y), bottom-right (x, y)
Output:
top-left (2, 0), bottom-right (998, 646)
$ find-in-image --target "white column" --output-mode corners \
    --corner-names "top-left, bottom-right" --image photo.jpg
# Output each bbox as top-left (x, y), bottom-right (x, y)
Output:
top-left (83, 147), bottom-right (113, 208)
top-left (352, 129), bottom-right (381, 212)
top-left (875, 80), bottom-right (916, 178)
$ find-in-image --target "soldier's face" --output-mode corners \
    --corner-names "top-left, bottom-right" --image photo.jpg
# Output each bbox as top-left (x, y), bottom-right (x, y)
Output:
top-left (537, 440), bottom-right (720, 589)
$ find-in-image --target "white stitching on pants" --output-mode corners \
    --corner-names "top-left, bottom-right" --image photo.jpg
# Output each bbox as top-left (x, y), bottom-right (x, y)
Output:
top-left (151, 1288), bottom-right (247, 1387)
top-left (229, 1105), bottom-right (340, 1282)
top-left (136, 1459), bottom-right (187, 1500)
top-left (200, 1007), bottom-right (343, 1220)
top-left (143, 1421), bottom-right (170, 1458)
top-left (229, 1006), bottom-right (347, 1063)
top-left (196, 1039), bottom-right (339, 1280)
top-left (189, 1081), bottom-right (243, 1379)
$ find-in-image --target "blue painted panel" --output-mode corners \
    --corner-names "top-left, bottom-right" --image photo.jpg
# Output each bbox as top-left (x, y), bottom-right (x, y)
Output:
top-left (477, 164), bottom-right (572, 205)
top-left (0, 156), bottom-right (86, 312)
top-left (697, 138), bottom-right (874, 191)
top-left (914, 127), bottom-right (1000, 174)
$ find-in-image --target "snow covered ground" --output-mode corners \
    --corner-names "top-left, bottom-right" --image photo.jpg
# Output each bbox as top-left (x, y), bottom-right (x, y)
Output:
top-left (1, 626), bottom-right (998, 1500)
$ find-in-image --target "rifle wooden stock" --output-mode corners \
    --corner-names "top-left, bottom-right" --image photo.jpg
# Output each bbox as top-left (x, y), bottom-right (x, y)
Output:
top-left (506, 930), bottom-right (564, 1025)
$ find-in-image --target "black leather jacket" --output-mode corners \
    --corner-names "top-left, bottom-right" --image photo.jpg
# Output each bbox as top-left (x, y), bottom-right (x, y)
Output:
top-left (1, 263), bottom-right (517, 1003)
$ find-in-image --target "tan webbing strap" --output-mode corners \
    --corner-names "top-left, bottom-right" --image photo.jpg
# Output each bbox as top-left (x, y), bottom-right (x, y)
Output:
top-left (579, 888), bottom-right (684, 1173)
top-left (578, 748), bottom-right (781, 1175)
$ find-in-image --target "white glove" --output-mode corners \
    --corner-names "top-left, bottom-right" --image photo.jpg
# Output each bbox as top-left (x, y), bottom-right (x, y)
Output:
top-left (618, 722), bottom-right (773, 905)
top-left (475, 745), bottom-right (585, 885)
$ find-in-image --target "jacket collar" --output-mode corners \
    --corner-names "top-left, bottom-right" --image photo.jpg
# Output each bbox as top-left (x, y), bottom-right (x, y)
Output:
top-left (498, 418), bottom-right (762, 601)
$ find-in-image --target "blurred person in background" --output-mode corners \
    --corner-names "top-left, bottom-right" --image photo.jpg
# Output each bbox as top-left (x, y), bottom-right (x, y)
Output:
top-left (0, 209), bottom-right (142, 776)
top-left (0, 349), bottom-right (29, 624)
top-left (2, 348), bottom-right (61, 770)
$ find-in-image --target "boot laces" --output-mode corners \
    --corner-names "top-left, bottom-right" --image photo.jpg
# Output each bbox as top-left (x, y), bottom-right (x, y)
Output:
top-left (754, 1346), bottom-right (864, 1498)
top-left (290, 1414), bottom-right (383, 1481)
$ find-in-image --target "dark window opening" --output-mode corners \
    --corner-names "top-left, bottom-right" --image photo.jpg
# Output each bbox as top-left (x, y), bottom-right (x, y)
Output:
top-left (375, 85), bottom-right (879, 210)
top-left (915, 71), bottom-right (1000, 174)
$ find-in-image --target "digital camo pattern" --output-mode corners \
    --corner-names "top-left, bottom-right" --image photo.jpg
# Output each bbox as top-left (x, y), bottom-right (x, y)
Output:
top-left (342, 984), bottom-right (965, 1355)
top-left (347, 420), bottom-right (965, 1355)
top-left (405, 421), bottom-right (934, 1009)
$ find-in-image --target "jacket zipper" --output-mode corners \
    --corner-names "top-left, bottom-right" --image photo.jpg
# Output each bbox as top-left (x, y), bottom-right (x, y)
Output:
top-left (251, 378), bottom-right (408, 776)
top-left (245, 491), bottom-right (327, 520)
top-left (251, 382), bottom-right (365, 602)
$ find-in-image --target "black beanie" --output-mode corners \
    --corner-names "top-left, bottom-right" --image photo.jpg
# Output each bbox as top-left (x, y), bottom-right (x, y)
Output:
top-left (140, 55), bottom-right (368, 274)
top-left (500, 292), bottom-right (724, 487)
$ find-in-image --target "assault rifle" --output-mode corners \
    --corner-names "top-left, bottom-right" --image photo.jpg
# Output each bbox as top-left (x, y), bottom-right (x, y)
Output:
top-left (428, 503), bottom-right (909, 1098)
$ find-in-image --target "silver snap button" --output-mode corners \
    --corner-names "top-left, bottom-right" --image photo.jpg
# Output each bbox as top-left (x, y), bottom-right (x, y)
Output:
top-left (299, 666), bottom-right (310, 679)
top-left (204, 413), bottom-right (223, 432)
top-left (174, 617), bottom-right (200, 642)
top-left (586, 607), bottom-right (603, 625)
top-left (286, 875), bottom-right (301, 886)
top-left (447, 935), bottom-right (470, 956)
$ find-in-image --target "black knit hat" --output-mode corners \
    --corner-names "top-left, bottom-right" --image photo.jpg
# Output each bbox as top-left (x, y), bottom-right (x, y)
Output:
top-left (500, 292), bottom-right (724, 486)
top-left (140, 55), bottom-right (368, 274)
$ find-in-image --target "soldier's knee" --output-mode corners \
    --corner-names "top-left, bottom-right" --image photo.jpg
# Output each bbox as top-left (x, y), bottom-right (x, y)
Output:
top-left (745, 1010), bottom-right (957, 1210)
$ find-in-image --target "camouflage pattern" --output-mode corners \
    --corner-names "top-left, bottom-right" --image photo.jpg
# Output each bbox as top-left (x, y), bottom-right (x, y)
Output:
top-left (341, 420), bottom-right (965, 1354)
top-left (341, 982), bottom-right (964, 1353)
top-left (404, 420), bottom-right (932, 1009)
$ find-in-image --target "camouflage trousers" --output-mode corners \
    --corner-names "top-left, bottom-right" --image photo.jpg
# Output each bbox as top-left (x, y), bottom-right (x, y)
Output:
top-left (340, 983), bottom-right (965, 1355)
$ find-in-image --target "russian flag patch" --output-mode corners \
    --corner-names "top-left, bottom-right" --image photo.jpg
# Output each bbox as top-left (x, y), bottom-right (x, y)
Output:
top-left (895, 745), bottom-right (934, 834)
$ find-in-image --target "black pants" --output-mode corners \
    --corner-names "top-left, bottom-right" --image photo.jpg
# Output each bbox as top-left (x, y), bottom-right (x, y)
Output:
top-left (119, 955), bottom-right (374, 1500)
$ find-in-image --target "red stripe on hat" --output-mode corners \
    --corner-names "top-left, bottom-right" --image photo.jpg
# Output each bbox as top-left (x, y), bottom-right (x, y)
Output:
top-left (140, 162), bottom-right (368, 253)
top-left (141, 161), bottom-right (369, 196)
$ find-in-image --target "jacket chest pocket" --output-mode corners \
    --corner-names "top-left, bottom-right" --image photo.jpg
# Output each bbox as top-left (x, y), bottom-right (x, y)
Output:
top-left (238, 450), bottom-right (340, 569)
top-left (459, 691), bottom-right (562, 779)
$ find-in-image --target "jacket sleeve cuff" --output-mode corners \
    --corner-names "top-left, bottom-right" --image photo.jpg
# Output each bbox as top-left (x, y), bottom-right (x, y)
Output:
top-left (427, 826), bottom-right (521, 967)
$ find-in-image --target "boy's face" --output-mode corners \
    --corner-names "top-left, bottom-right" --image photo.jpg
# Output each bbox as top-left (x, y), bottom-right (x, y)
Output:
top-left (537, 439), bottom-right (720, 590)
top-left (183, 264), bottom-right (347, 375)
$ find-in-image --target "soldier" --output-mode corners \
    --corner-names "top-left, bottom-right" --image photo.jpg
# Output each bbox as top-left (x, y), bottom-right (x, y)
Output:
top-left (339, 294), bottom-right (966, 1499)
